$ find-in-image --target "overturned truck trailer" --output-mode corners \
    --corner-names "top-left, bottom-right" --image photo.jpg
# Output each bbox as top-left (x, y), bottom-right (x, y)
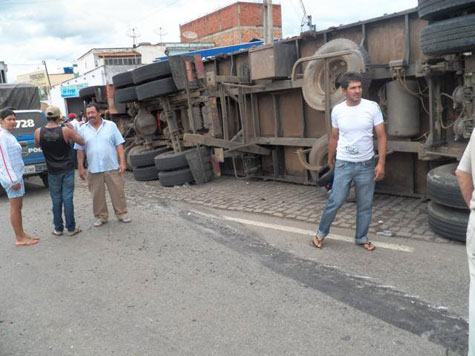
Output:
top-left (108, 1), bottom-right (475, 241)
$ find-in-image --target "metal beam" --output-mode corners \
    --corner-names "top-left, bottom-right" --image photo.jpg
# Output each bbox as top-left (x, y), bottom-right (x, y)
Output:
top-left (251, 137), bottom-right (315, 146)
top-left (184, 133), bottom-right (271, 155)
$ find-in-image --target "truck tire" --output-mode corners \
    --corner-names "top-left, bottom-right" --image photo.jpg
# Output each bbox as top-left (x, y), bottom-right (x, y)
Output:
top-left (132, 61), bottom-right (172, 85)
top-left (130, 147), bottom-right (170, 168)
top-left (308, 135), bottom-right (329, 182)
top-left (114, 87), bottom-right (138, 104)
top-left (303, 38), bottom-right (370, 111)
top-left (427, 163), bottom-right (468, 209)
top-left (136, 77), bottom-right (178, 101)
top-left (112, 71), bottom-right (134, 89)
top-left (79, 85), bottom-right (105, 99)
top-left (154, 151), bottom-right (188, 171)
top-left (418, 0), bottom-right (475, 21)
top-left (420, 14), bottom-right (475, 56)
top-left (124, 146), bottom-right (134, 171)
top-left (159, 168), bottom-right (194, 187)
top-left (126, 146), bottom-right (144, 171)
top-left (428, 201), bottom-right (469, 242)
top-left (133, 165), bottom-right (159, 181)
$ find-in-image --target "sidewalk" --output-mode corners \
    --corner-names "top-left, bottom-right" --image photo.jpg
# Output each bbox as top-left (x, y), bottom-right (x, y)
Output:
top-left (125, 173), bottom-right (451, 244)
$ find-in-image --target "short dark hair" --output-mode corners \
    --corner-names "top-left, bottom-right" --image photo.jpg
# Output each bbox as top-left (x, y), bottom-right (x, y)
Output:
top-left (0, 107), bottom-right (15, 119)
top-left (340, 72), bottom-right (363, 89)
top-left (86, 103), bottom-right (100, 112)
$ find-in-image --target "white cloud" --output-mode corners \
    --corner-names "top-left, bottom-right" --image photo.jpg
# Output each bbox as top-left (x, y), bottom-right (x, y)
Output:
top-left (0, 0), bottom-right (418, 82)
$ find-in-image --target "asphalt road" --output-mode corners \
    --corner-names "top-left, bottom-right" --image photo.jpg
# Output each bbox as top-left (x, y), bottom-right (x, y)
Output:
top-left (0, 175), bottom-right (469, 356)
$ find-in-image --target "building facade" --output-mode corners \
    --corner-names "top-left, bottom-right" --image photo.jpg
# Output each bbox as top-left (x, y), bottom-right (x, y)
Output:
top-left (16, 70), bottom-right (75, 100)
top-left (180, 1), bottom-right (282, 47)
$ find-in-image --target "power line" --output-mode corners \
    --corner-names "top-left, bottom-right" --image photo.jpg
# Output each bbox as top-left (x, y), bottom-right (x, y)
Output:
top-left (127, 0), bottom-right (182, 27)
top-left (6, 63), bottom-right (43, 66)
top-left (0, 0), bottom-right (63, 5)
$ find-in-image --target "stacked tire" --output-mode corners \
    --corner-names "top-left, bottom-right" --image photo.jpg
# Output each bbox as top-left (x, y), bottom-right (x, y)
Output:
top-left (129, 147), bottom-right (169, 181)
top-left (132, 61), bottom-right (178, 101)
top-left (112, 71), bottom-right (138, 104)
top-left (79, 85), bottom-right (106, 103)
top-left (154, 151), bottom-right (194, 187)
top-left (419, 0), bottom-right (475, 57)
top-left (426, 163), bottom-right (469, 242)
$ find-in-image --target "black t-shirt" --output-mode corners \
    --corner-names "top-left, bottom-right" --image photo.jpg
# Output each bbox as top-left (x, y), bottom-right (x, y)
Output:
top-left (39, 126), bottom-right (74, 174)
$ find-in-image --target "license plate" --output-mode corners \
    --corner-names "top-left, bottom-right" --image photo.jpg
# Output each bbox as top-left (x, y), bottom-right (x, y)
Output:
top-left (24, 165), bottom-right (36, 174)
top-left (35, 163), bottom-right (47, 172)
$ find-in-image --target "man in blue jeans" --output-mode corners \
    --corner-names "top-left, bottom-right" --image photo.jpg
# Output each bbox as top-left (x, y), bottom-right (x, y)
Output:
top-left (312, 72), bottom-right (387, 251)
top-left (34, 106), bottom-right (85, 236)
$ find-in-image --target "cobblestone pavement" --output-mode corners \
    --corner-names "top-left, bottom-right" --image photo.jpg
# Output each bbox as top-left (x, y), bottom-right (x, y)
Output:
top-left (119, 173), bottom-right (451, 244)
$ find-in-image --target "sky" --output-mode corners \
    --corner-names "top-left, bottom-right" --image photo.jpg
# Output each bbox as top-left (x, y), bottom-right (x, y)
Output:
top-left (0, 0), bottom-right (418, 82)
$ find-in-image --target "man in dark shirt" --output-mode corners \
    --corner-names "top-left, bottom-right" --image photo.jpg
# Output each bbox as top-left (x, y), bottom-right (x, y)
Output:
top-left (34, 106), bottom-right (85, 236)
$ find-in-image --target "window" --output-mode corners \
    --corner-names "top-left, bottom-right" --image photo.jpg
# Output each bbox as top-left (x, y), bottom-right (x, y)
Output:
top-left (104, 56), bottom-right (141, 65)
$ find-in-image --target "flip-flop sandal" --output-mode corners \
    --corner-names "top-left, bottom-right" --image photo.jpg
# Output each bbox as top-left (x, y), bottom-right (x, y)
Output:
top-left (25, 234), bottom-right (40, 241)
top-left (360, 241), bottom-right (375, 251)
top-left (68, 227), bottom-right (82, 236)
top-left (15, 239), bottom-right (39, 247)
top-left (310, 235), bottom-right (324, 249)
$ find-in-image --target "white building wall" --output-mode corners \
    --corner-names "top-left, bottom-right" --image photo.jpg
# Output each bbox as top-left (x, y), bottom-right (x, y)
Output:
top-left (103, 65), bottom-right (136, 84)
top-left (135, 44), bottom-right (166, 64)
top-left (77, 52), bottom-right (97, 76)
top-left (50, 66), bottom-right (106, 115)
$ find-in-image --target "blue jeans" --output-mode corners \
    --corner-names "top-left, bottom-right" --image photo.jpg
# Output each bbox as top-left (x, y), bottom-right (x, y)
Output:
top-left (317, 158), bottom-right (375, 244)
top-left (48, 169), bottom-right (76, 232)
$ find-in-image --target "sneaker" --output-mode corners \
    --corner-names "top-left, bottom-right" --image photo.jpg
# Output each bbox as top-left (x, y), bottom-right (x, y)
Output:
top-left (118, 216), bottom-right (131, 223)
top-left (67, 227), bottom-right (82, 236)
top-left (94, 219), bottom-right (107, 227)
top-left (52, 230), bottom-right (63, 236)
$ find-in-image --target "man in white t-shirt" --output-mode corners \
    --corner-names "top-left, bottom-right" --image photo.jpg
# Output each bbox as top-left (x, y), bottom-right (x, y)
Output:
top-left (312, 72), bottom-right (387, 251)
top-left (456, 141), bottom-right (475, 355)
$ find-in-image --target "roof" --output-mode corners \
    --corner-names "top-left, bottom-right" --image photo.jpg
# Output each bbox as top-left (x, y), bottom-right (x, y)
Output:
top-left (155, 40), bottom-right (264, 62)
top-left (77, 47), bottom-right (134, 60)
top-left (97, 52), bottom-right (141, 58)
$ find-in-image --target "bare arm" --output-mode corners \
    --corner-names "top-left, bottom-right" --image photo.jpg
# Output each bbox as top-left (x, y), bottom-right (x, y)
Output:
top-left (63, 127), bottom-right (85, 146)
top-left (327, 127), bottom-right (339, 170)
top-left (77, 150), bottom-right (87, 180)
top-left (116, 144), bottom-right (126, 174)
top-left (374, 123), bottom-right (387, 181)
top-left (34, 128), bottom-right (41, 148)
top-left (456, 169), bottom-right (474, 208)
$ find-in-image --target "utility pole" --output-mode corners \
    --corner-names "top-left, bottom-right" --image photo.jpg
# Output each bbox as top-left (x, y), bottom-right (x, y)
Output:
top-left (42, 60), bottom-right (52, 89)
top-left (263, 0), bottom-right (273, 45)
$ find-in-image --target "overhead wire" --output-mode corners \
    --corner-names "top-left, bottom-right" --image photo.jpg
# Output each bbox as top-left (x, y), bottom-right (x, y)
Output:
top-left (0, 0), bottom-right (63, 5)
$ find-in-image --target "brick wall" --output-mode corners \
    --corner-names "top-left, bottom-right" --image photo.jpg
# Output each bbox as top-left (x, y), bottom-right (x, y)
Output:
top-left (200, 28), bottom-right (282, 47)
top-left (180, 1), bottom-right (282, 44)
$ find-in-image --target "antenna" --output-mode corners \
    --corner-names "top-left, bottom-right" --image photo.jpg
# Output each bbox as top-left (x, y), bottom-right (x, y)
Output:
top-left (126, 27), bottom-right (142, 47)
top-left (153, 27), bottom-right (168, 43)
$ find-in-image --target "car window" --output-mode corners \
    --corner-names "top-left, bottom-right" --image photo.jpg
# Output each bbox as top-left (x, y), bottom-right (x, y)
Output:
top-left (13, 111), bottom-right (48, 136)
